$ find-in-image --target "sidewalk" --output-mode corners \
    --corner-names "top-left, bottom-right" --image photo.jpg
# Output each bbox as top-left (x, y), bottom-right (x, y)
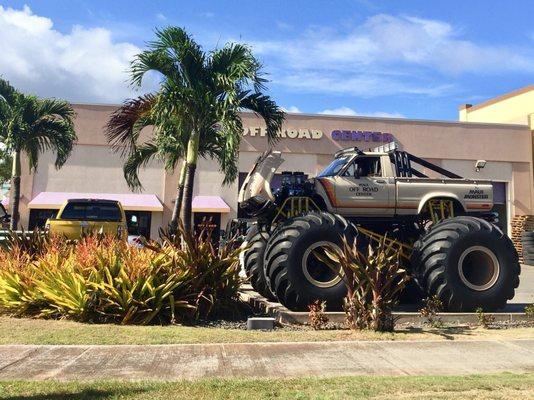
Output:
top-left (0, 339), bottom-right (533, 381)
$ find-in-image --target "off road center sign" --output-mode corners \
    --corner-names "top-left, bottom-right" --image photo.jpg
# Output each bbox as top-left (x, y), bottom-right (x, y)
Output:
top-left (243, 126), bottom-right (394, 142)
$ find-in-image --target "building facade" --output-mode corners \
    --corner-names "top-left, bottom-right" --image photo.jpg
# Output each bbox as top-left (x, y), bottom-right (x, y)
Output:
top-left (17, 102), bottom-right (534, 239)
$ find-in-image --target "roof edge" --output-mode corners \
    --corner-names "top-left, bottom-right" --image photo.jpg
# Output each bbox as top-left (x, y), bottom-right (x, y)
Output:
top-left (70, 103), bottom-right (530, 130)
top-left (464, 85), bottom-right (534, 113)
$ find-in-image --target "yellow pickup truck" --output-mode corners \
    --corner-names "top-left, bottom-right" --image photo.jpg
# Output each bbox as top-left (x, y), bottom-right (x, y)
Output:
top-left (45, 199), bottom-right (128, 240)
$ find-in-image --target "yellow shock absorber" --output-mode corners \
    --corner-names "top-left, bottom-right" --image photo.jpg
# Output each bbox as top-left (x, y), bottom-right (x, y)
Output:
top-left (272, 196), bottom-right (322, 224)
top-left (427, 199), bottom-right (455, 224)
top-left (358, 227), bottom-right (413, 261)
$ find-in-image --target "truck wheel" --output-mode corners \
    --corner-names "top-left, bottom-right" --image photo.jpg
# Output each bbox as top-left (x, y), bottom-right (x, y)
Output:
top-left (242, 226), bottom-right (276, 301)
top-left (411, 216), bottom-right (520, 311)
top-left (264, 212), bottom-right (357, 311)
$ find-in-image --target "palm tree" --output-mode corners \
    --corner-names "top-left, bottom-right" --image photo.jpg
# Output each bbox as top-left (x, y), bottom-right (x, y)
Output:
top-left (0, 78), bottom-right (77, 229)
top-left (107, 27), bottom-right (285, 233)
top-left (106, 94), bottom-right (222, 232)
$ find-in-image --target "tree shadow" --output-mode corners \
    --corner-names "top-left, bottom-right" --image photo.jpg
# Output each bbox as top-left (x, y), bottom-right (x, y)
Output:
top-left (4, 387), bottom-right (148, 400)
top-left (403, 325), bottom-right (475, 340)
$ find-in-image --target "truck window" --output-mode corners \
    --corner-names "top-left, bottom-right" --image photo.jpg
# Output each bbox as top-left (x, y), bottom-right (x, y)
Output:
top-left (60, 201), bottom-right (121, 222)
top-left (318, 157), bottom-right (349, 177)
top-left (343, 157), bottom-right (381, 178)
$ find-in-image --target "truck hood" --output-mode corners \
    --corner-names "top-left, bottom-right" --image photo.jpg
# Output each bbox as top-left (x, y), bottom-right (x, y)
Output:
top-left (238, 149), bottom-right (284, 205)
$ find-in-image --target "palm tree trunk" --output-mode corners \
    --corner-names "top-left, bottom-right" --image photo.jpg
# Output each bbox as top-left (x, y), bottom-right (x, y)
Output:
top-left (9, 151), bottom-right (21, 230)
top-left (169, 161), bottom-right (187, 233)
top-left (180, 131), bottom-right (200, 234)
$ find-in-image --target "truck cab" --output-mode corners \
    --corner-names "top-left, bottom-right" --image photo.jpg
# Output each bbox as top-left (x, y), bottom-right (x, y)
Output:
top-left (239, 145), bottom-right (494, 221)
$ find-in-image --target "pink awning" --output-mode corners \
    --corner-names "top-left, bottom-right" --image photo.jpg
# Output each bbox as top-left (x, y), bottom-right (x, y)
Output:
top-left (192, 196), bottom-right (230, 213)
top-left (28, 192), bottom-right (163, 212)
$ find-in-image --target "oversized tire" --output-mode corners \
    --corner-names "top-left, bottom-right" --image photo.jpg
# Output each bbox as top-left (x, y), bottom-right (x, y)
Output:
top-left (411, 216), bottom-right (520, 311)
top-left (242, 225), bottom-right (276, 301)
top-left (264, 212), bottom-right (357, 311)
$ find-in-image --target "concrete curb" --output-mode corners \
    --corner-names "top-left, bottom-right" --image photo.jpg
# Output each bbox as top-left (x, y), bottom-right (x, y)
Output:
top-left (240, 287), bottom-right (532, 326)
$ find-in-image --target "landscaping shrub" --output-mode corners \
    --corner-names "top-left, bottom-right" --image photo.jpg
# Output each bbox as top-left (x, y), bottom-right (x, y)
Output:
top-left (420, 295), bottom-right (444, 328)
top-left (308, 300), bottom-right (329, 330)
top-left (317, 236), bottom-right (409, 332)
top-left (0, 226), bottom-right (243, 324)
top-left (475, 307), bottom-right (495, 328)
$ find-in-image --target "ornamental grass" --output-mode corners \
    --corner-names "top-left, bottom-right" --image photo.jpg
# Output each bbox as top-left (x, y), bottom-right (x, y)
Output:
top-left (316, 236), bottom-right (409, 332)
top-left (0, 227), bottom-right (243, 325)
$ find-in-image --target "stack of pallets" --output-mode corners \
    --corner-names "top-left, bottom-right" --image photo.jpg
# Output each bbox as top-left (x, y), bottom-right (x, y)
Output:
top-left (510, 215), bottom-right (534, 263)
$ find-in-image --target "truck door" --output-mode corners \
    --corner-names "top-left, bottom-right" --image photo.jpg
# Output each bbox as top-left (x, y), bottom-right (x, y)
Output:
top-left (333, 156), bottom-right (394, 216)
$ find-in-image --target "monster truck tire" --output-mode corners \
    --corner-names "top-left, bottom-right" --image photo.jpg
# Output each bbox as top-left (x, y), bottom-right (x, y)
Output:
top-left (242, 226), bottom-right (276, 301)
top-left (411, 216), bottom-right (520, 312)
top-left (264, 212), bottom-right (357, 311)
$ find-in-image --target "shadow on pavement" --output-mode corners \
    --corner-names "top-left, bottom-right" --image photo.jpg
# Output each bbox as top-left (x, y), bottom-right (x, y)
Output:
top-left (404, 325), bottom-right (475, 340)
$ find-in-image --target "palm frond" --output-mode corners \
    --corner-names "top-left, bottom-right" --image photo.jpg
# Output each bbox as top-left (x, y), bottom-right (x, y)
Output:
top-left (210, 43), bottom-right (266, 92)
top-left (36, 98), bottom-right (76, 122)
top-left (123, 142), bottom-right (160, 190)
top-left (130, 50), bottom-right (181, 87)
top-left (106, 94), bottom-right (156, 156)
top-left (239, 91), bottom-right (285, 145)
top-left (0, 78), bottom-right (19, 105)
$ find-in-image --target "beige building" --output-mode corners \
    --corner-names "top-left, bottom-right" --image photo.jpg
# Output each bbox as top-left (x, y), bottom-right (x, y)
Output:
top-left (459, 85), bottom-right (534, 212)
top-left (17, 102), bottom-right (534, 239)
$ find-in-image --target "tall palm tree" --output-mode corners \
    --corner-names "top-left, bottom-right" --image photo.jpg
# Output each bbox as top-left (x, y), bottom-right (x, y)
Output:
top-left (106, 94), bottom-right (222, 232)
top-left (107, 27), bottom-right (285, 233)
top-left (0, 78), bottom-right (77, 229)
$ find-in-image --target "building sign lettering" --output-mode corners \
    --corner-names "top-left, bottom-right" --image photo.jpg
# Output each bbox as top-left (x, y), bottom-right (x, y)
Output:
top-left (243, 127), bottom-right (323, 140)
top-left (331, 130), bottom-right (394, 142)
top-left (243, 127), bottom-right (394, 143)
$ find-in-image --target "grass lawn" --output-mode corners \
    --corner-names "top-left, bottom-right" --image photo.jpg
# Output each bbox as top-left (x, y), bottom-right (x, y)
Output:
top-left (0, 373), bottom-right (533, 399)
top-left (0, 316), bottom-right (533, 345)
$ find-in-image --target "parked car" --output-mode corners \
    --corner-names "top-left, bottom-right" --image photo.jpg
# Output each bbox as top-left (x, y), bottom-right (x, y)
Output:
top-left (46, 199), bottom-right (128, 240)
top-left (0, 203), bottom-right (10, 229)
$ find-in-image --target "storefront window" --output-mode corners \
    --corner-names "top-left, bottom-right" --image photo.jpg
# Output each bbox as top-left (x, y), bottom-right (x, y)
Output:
top-left (29, 209), bottom-right (59, 230)
top-left (125, 211), bottom-right (152, 238)
top-left (194, 212), bottom-right (221, 244)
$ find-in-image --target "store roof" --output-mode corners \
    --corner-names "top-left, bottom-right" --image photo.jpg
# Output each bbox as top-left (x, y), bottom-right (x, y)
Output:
top-left (192, 196), bottom-right (231, 213)
top-left (28, 192), bottom-right (163, 212)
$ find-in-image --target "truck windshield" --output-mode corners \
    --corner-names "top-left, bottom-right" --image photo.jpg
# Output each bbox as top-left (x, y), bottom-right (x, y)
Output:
top-left (318, 157), bottom-right (349, 177)
top-left (60, 202), bottom-right (121, 222)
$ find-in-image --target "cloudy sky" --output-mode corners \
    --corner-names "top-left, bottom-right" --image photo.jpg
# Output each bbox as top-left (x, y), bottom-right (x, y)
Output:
top-left (0, 0), bottom-right (533, 120)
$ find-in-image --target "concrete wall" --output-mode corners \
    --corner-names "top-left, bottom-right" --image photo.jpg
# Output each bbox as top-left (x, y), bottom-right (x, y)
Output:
top-left (458, 85), bottom-right (534, 216)
top-left (32, 145), bottom-right (164, 196)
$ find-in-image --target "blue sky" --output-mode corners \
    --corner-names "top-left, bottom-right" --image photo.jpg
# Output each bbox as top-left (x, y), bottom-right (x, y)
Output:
top-left (0, 0), bottom-right (533, 120)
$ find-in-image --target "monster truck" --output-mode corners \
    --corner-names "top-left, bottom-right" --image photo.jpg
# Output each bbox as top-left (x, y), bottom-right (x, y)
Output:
top-left (238, 143), bottom-right (520, 311)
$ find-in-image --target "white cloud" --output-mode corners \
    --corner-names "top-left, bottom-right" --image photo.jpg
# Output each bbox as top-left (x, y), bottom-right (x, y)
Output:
top-left (0, 5), bottom-right (157, 103)
top-left (156, 13), bottom-right (167, 21)
top-left (320, 107), bottom-right (404, 118)
top-left (281, 106), bottom-right (301, 113)
top-left (251, 14), bottom-right (534, 97)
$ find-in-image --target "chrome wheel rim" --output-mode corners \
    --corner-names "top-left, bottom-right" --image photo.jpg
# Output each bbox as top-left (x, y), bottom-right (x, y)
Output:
top-left (302, 241), bottom-right (342, 288)
top-left (458, 246), bottom-right (500, 291)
